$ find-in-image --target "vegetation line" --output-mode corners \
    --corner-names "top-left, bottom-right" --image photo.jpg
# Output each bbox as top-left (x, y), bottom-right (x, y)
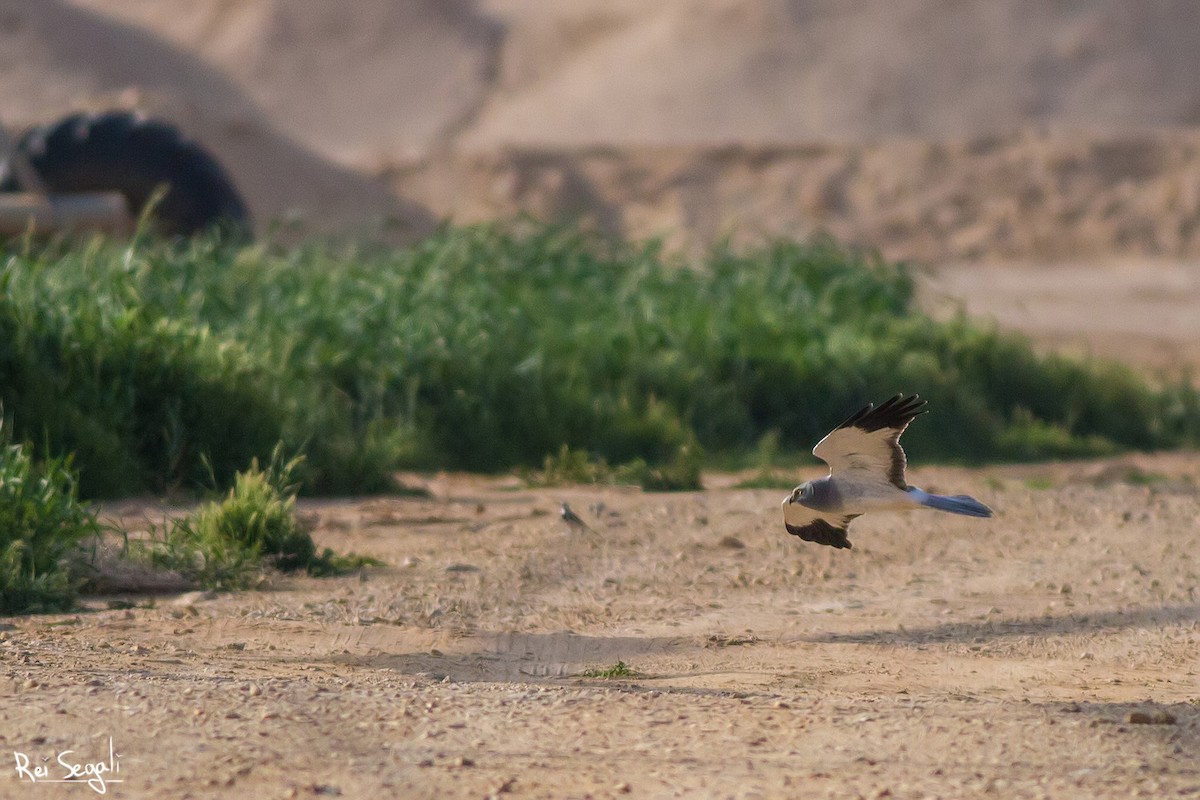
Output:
top-left (1, 222), bottom-right (1195, 501)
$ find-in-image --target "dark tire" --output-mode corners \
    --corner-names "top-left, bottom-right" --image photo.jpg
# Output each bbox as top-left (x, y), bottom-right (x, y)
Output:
top-left (0, 111), bottom-right (250, 237)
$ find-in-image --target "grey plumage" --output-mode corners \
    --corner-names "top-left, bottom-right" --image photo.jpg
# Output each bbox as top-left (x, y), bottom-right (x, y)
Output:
top-left (783, 394), bottom-right (992, 549)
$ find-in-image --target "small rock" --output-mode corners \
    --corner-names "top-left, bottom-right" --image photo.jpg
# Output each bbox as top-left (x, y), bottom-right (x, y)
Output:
top-left (402, 556), bottom-right (421, 568)
top-left (456, 756), bottom-right (475, 768)
top-left (717, 536), bottom-right (746, 550)
top-left (615, 783), bottom-right (632, 794)
top-left (21, 678), bottom-right (37, 690)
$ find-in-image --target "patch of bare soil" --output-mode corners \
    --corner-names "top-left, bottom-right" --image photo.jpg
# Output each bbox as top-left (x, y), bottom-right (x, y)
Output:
top-left (921, 259), bottom-right (1200, 378)
top-left (387, 134), bottom-right (1200, 265)
top-left (3, 457), bottom-right (1198, 798)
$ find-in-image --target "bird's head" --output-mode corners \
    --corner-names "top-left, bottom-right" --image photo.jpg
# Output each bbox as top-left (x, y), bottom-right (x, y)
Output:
top-left (783, 482), bottom-right (814, 507)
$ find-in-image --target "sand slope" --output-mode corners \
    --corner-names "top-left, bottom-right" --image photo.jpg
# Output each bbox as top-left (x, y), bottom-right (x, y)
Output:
top-left (0, 1), bottom-right (434, 232)
top-left (5, 0), bottom-right (1199, 252)
top-left (62, 0), bottom-right (1200, 153)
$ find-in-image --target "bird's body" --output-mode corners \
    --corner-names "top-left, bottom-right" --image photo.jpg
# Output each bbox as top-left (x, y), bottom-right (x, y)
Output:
top-left (560, 501), bottom-right (594, 533)
top-left (783, 394), bottom-right (992, 549)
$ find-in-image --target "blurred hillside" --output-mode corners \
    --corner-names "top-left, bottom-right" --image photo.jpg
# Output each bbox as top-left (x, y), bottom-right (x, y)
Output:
top-left (6, 1), bottom-right (1200, 259)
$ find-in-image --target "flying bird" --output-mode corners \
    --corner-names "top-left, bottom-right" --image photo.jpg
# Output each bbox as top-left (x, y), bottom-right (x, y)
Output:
top-left (782, 394), bottom-right (992, 549)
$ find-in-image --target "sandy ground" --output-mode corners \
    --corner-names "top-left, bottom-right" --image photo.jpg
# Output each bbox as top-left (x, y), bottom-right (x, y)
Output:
top-left (2, 457), bottom-right (1198, 798)
top-left (921, 259), bottom-right (1200, 378)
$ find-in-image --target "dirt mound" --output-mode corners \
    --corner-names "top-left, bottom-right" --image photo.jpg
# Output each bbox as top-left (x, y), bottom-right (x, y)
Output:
top-left (466, 0), bottom-right (1200, 148)
top-left (0, 1), bottom-right (434, 234)
top-left (67, 0), bottom-right (1200, 153)
top-left (392, 132), bottom-right (1200, 263)
top-left (65, 0), bottom-right (500, 164)
top-left (10, 2), bottom-right (1200, 261)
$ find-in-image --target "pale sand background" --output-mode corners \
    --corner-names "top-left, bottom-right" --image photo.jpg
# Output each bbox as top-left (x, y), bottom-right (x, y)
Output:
top-left (1, 3), bottom-right (1198, 797)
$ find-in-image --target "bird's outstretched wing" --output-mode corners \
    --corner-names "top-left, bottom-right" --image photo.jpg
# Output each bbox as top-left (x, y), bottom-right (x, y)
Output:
top-left (783, 501), bottom-right (862, 549)
top-left (812, 394), bottom-right (927, 490)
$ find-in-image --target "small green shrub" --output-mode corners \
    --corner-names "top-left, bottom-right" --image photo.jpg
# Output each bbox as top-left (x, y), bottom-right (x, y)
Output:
top-left (626, 436), bottom-right (705, 492)
top-left (522, 444), bottom-right (616, 487)
top-left (523, 440), bottom-right (703, 492)
top-left (147, 448), bottom-right (381, 590)
top-left (0, 437), bottom-right (100, 614)
top-left (579, 660), bottom-right (641, 679)
top-left (733, 431), bottom-right (801, 489)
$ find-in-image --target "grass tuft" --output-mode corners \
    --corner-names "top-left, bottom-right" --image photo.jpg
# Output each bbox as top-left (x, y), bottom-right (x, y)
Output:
top-left (579, 660), bottom-right (640, 679)
top-left (143, 447), bottom-right (381, 590)
top-left (733, 431), bottom-right (801, 489)
top-left (0, 431), bottom-right (100, 614)
top-left (523, 441), bottom-right (703, 492)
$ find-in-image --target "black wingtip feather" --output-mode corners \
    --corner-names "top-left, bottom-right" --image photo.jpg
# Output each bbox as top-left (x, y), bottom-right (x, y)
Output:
top-left (786, 520), bottom-right (853, 549)
top-left (838, 393), bottom-right (928, 433)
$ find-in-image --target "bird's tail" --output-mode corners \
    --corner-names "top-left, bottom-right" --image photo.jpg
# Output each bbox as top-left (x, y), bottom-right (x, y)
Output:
top-left (908, 488), bottom-right (993, 518)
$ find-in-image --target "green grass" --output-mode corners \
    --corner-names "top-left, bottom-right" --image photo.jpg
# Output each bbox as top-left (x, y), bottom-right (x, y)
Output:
top-left (143, 448), bottom-right (382, 590)
top-left (732, 431), bottom-right (802, 489)
top-left (2, 223), bottom-right (1198, 499)
top-left (0, 244), bottom-right (286, 497)
top-left (579, 660), bottom-right (640, 679)
top-left (1118, 467), bottom-right (1171, 487)
top-left (0, 433), bottom-right (101, 613)
top-left (523, 441), bottom-right (704, 491)
top-left (1024, 476), bottom-right (1055, 491)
